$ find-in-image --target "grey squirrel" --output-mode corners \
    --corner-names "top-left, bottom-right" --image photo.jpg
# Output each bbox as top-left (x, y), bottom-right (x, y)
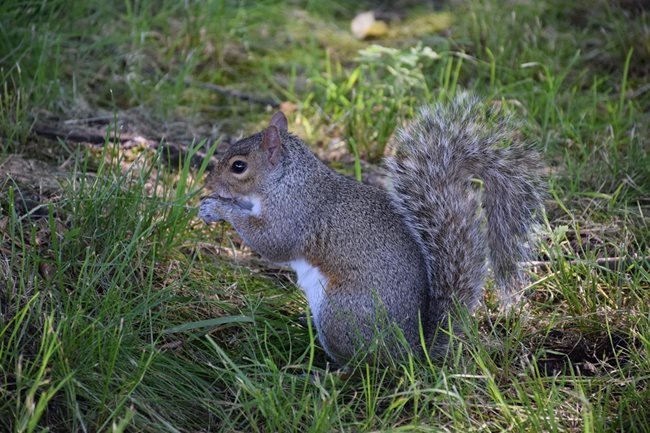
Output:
top-left (199, 94), bottom-right (544, 364)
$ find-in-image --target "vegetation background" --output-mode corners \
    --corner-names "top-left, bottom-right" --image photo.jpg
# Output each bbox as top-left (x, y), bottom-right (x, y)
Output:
top-left (0, 0), bottom-right (648, 431)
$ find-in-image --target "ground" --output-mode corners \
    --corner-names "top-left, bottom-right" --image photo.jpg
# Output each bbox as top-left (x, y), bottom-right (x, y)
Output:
top-left (0, 0), bottom-right (649, 432)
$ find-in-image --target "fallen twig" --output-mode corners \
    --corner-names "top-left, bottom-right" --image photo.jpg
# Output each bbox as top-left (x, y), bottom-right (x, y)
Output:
top-left (33, 124), bottom-right (116, 145)
top-left (184, 79), bottom-right (280, 108)
top-left (523, 255), bottom-right (649, 271)
top-left (32, 123), bottom-right (216, 169)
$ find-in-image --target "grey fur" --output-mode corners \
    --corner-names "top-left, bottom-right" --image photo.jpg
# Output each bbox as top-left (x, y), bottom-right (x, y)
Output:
top-left (386, 93), bottom-right (544, 316)
top-left (199, 94), bottom-right (544, 364)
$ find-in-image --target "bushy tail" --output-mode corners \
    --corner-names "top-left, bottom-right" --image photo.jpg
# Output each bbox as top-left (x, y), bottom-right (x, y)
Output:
top-left (386, 94), bottom-right (544, 319)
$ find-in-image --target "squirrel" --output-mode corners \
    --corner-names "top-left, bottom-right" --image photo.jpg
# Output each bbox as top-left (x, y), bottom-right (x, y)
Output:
top-left (199, 94), bottom-right (544, 365)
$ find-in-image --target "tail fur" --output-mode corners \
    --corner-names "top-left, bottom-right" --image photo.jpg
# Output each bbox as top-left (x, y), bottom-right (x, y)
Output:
top-left (386, 94), bottom-right (544, 321)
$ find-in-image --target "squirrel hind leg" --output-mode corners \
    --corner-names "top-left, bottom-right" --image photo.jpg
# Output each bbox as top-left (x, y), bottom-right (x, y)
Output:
top-left (316, 288), bottom-right (426, 366)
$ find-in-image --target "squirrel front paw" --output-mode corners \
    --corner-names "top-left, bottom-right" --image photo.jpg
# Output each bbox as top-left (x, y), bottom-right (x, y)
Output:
top-left (198, 197), bottom-right (225, 223)
top-left (199, 196), bottom-right (255, 224)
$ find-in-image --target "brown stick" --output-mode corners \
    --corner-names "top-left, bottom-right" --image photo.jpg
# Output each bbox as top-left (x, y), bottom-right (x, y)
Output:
top-left (184, 79), bottom-right (280, 108)
top-left (32, 124), bottom-right (216, 169)
top-left (523, 255), bottom-right (649, 271)
top-left (32, 125), bottom-right (117, 145)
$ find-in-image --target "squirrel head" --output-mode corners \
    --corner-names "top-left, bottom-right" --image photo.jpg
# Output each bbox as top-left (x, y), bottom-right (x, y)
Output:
top-left (205, 112), bottom-right (289, 204)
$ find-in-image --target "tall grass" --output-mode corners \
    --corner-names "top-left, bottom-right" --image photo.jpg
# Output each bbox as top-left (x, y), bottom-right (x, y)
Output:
top-left (1, 141), bottom-right (222, 431)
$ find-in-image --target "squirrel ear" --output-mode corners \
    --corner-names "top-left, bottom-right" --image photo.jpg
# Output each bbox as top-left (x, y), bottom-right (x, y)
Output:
top-left (262, 125), bottom-right (282, 165)
top-left (269, 112), bottom-right (288, 131)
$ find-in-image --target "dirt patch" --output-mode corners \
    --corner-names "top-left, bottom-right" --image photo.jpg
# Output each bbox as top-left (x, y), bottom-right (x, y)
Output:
top-left (0, 154), bottom-right (71, 221)
top-left (534, 328), bottom-right (640, 376)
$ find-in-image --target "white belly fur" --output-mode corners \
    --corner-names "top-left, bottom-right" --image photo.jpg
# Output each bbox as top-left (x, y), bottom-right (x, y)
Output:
top-left (289, 258), bottom-right (327, 321)
top-left (239, 195), bottom-right (262, 216)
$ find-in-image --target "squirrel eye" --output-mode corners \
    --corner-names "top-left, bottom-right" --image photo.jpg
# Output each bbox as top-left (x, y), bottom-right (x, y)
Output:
top-left (230, 160), bottom-right (248, 174)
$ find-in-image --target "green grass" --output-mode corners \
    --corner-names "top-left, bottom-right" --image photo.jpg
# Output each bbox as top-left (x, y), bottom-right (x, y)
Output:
top-left (1, 0), bottom-right (649, 431)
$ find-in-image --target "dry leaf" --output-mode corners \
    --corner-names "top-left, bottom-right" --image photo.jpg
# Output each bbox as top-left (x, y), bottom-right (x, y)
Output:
top-left (351, 12), bottom-right (388, 40)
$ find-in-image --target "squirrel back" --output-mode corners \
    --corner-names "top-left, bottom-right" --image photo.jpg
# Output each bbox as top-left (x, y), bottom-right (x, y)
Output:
top-left (386, 94), bottom-right (543, 323)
